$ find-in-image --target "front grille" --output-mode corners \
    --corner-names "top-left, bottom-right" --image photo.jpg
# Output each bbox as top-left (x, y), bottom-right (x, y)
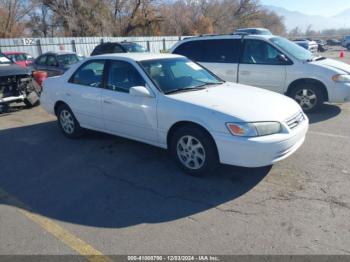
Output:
top-left (286, 111), bottom-right (305, 130)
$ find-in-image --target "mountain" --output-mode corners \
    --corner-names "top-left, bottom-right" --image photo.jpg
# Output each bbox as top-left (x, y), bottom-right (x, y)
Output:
top-left (264, 5), bottom-right (350, 32)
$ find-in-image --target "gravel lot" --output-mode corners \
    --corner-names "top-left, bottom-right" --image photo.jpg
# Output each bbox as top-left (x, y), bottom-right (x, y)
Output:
top-left (0, 50), bottom-right (350, 258)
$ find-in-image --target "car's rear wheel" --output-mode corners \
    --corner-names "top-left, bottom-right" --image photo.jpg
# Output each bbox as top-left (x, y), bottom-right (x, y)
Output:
top-left (171, 126), bottom-right (218, 176)
top-left (57, 104), bottom-right (82, 138)
top-left (290, 84), bottom-right (324, 113)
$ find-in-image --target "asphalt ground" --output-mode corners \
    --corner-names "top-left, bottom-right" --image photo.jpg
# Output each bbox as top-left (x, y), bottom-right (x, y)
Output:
top-left (0, 50), bottom-right (350, 260)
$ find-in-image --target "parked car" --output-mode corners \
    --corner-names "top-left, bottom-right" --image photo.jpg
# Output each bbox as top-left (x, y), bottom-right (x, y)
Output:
top-left (171, 34), bottom-right (350, 112)
top-left (235, 28), bottom-right (272, 35)
top-left (342, 36), bottom-right (350, 50)
top-left (327, 39), bottom-right (342, 46)
top-left (3, 52), bottom-right (34, 68)
top-left (293, 39), bottom-right (318, 53)
top-left (315, 39), bottom-right (328, 52)
top-left (90, 41), bottom-right (147, 56)
top-left (31, 51), bottom-right (80, 77)
top-left (41, 53), bottom-right (308, 175)
top-left (0, 53), bottom-right (41, 112)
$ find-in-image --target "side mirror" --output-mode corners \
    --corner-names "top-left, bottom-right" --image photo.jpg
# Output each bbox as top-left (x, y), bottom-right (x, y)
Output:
top-left (277, 54), bottom-right (289, 64)
top-left (129, 86), bottom-right (154, 98)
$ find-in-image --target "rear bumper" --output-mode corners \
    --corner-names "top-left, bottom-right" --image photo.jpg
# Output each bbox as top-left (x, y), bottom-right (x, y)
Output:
top-left (213, 119), bottom-right (308, 168)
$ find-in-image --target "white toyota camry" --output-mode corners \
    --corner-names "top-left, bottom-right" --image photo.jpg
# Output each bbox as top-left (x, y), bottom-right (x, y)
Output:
top-left (41, 53), bottom-right (308, 175)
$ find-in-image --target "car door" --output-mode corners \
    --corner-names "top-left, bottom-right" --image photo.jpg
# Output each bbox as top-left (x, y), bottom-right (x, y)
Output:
top-left (45, 55), bottom-right (64, 76)
top-left (34, 55), bottom-right (47, 71)
top-left (101, 60), bottom-right (158, 143)
top-left (65, 59), bottom-right (106, 130)
top-left (173, 39), bottom-right (240, 82)
top-left (238, 39), bottom-right (287, 93)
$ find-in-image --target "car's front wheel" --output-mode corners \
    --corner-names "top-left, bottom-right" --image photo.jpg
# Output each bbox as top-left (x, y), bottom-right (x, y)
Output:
top-left (290, 84), bottom-right (324, 113)
top-left (171, 126), bottom-right (219, 176)
top-left (57, 104), bottom-right (82, 138)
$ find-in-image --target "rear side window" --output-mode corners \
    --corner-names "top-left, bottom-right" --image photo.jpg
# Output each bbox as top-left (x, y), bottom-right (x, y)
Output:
top-left (70, 60), bottom-right (105, 87)
top-left (173, 39), bottom-right (240, 63)
top-left (112, 44), bottom-right (124, 53)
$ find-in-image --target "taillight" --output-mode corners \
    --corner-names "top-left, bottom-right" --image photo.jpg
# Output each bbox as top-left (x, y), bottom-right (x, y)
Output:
top-left (32, 71), bottom-right (48, 87)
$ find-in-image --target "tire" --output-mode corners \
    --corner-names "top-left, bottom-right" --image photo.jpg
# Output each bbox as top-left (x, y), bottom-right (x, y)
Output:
top-left (56, 104), bottom-right (83, 138)
top-left (290, 84), bottom-right (324, 113)
top-left (170, 126), bottom-right (219, 176)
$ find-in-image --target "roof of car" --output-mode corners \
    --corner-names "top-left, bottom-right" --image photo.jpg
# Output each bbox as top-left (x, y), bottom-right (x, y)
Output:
top-left (180, 33), bottom-right (274, 42)
top-left (90, 53), bottom-right (184, 61)
top-left (3, 51), bottom-right (28, 55)
top-left (42, 51), bottom-right (76, 56)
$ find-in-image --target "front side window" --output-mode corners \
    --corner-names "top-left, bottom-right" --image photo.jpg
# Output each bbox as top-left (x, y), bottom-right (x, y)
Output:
top-left (70, 60), bottom-right (105, 87)
top-left (57, 54), bottom-right (79, 66)
top-left (13, 54), bottom-right (27, 62)
top-left (46, 55), bottom-right (58, 66)
top-left (121, 43), bottom-right (146, 53)
top-left (242, 40), bottom-right (284, 65)
top-left (36, 55), bottom-right (47, 65)
top-left (106, 61), bottom-right (145, 93)
top-left (140, 58), bottom-right (223, 94)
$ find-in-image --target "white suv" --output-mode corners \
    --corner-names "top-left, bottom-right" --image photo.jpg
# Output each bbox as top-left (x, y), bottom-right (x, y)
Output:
top-left (171, 34), bottom-right (350, 112)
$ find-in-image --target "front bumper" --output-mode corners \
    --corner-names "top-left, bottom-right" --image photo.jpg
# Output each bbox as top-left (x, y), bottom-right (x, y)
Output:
top-left (213, 118), bottom-right (308, 168)
top-left (328, 82), bottom-right (350, 103)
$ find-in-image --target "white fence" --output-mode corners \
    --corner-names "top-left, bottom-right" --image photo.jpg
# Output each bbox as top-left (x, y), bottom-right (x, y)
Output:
top-left (0, 36), bottom-right (184, 58)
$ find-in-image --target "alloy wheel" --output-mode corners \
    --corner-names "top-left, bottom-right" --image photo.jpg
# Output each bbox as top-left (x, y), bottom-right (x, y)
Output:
top-left (176, 135), bottom-right (206, 170)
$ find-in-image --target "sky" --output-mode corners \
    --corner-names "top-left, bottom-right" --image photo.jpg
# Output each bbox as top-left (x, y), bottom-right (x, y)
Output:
top-left (261, 0), bottom-right (350, 16)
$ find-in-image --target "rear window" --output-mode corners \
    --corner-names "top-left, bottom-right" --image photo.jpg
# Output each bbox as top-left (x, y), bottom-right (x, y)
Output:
top-left (173, 39), bottom-right (240, 63)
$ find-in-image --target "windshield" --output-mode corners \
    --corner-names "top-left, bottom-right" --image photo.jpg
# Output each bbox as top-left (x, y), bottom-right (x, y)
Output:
top-left (270, 37), bottom-right (312, 61)
top-left (57, 54), bottom-right (79, 66)
top-left (140, 58), bottom-right (223, 94)
top-left (0, 53), bottom-right (13, 65)
top-left (122, 43), bottom-right (147, 53)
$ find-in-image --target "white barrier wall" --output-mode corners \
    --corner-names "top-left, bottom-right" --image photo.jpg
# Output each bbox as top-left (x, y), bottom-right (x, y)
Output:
top-left (0, 36), bottom-right (184, 58)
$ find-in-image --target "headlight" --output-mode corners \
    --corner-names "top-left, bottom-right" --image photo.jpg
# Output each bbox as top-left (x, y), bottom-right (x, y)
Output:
top-left (332, 74), bottom-right (350, 83)
top-left (226, 122), bottom-right (282, 137)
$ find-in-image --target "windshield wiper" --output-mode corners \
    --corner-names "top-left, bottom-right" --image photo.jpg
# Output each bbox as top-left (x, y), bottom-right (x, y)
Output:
top-left (165, 87), bottom-right (206, 95)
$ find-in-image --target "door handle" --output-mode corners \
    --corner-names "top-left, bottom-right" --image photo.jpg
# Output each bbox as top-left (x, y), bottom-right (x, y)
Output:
top-left (103, 100), bottom-right (112, 104)
top-left (241, 71), bottom-right (250, 76)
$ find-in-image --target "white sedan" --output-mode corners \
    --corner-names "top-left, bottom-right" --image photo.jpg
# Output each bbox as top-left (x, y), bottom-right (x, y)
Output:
top-left (41, 53), bottom-right (308, 175)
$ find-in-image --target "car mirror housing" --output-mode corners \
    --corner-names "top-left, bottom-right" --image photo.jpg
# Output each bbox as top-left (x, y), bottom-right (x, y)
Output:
top-left (129, 86), bottom-right (154, 98)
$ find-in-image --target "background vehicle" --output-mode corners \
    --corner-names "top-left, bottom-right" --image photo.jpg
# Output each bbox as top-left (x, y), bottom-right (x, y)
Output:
top-left (31, 51), bottom-right (80, 77)
top-left (171, 34), bottom-right (350, 112)
top-left (41, 53), bottom-right (307, 175)
top-left (342, 36), bottom-right (350, 50)
top-left (235, 28), bottom-right (272, 35)
top-left (3, 52), bottom-right (34, 68)
top-left (315, 40), bottom-right (328, 52)
top-left (293, 39), bottom-right (318, 53)
top-left (0, 53), bottom-right (41, 112)
top-left (327, 39), bottom-right (342, 46)
top-left (90, 41), bottom-right (147, 56)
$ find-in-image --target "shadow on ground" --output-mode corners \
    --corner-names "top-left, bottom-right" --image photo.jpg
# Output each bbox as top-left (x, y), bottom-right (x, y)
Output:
top-left (306, 103), bottom-right (341, 124)
top-left (0, 121), bottom-right (271, 228)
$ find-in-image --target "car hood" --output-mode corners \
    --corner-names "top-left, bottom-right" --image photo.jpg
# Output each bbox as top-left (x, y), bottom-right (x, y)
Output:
top-left (168, 82), bottom-right (301, 122)
top-left (0, 63), bottom-right (29, 77)
top-left (312, 58), bottom-right (350, 74)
